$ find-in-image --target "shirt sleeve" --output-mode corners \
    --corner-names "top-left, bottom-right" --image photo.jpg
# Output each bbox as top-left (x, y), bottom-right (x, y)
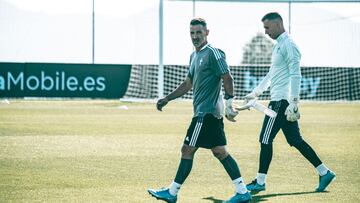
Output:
top-left (254, 71), bottom-right (271, 95)
top-left (283, 41), bottom-right (302, 98)
top-left (209, 48), bottom-right (230, 76)
top-left (187, 53), bottom-right (195, 80)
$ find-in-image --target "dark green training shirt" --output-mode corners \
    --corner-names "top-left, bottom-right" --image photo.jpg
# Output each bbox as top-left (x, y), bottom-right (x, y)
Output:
top-left (187, 44), bottom-right (230, 118)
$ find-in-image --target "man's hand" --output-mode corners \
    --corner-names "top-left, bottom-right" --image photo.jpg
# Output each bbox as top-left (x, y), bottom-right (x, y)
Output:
top-left (243, 91), bottom-right (258, 104)
top-left (225, 98), bottom-right (238, 122)
top-left (156, 97), bottom-right (169, 111)
top-left (241, 91), bottom-right (259, 111)
top-left (285, 97), bottom-right (300, 122)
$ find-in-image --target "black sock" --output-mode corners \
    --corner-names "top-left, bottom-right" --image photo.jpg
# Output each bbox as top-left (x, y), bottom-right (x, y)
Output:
top-left (294, 141), bottom-right (322, 167)
top-left (259, 143), bottom-right (273, 174)
top-left (174, 158), bottom-right (193, 184)
top-left (220, 155), bottom-right (241, 180)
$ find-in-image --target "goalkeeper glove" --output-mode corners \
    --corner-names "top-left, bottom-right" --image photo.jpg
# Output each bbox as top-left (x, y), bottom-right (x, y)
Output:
top-left (285, 96), bottom-right (300, 122)
top-left (224, 97), bottom-right (238, 122)
top-left (244, 90), bottom-right (261, 103)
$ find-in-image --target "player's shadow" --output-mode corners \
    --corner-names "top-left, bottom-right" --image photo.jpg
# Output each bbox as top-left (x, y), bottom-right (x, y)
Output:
top-left (203, 191), bottom-right (320, 203)
top-left (251, 191), bottom-right (319, 202)
top-left (202, 196), bottom-right (223, 203)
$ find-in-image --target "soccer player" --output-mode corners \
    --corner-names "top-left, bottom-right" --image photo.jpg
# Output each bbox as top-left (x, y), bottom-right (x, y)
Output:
top-left (147, 18), bottom-right (251, 203)
top-left (244, 12), bottom-right (336, 193)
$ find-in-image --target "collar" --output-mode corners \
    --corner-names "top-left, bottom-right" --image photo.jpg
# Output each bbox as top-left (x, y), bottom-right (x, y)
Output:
top-left (276, 32), bottom-right (288, 43)
top-left (197, 43), bottom-right (209, 52)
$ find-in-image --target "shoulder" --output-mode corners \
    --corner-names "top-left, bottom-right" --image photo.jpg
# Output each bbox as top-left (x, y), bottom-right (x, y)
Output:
top-left (282, 35), bottom-right (299, 50)
top-left (207, 45), bottom-right (226, 59)
top-left (278, 37), bottom-right (300, 58)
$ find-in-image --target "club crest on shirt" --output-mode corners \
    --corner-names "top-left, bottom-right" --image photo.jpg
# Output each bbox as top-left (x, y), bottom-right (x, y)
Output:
top-left (199, 58), bottom-right (203, 66)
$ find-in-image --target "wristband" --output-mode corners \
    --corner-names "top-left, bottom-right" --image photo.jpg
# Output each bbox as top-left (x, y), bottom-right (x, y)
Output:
top-left (224, 94), bottom-right (234, 100)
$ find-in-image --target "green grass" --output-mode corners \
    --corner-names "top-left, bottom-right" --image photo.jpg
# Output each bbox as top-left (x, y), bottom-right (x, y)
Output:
top-left (0, 100), bottom-right (359, 202)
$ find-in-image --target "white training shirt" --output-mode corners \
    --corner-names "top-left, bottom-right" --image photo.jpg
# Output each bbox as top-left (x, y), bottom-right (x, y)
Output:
top-left (254, 32), bottom-right (302, 101)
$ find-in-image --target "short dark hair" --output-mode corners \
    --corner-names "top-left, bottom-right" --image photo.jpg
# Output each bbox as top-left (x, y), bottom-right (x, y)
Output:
top-left (262, 12), bottom-right (283, 22)
top-left (190, 18), bottom-right (207, 27)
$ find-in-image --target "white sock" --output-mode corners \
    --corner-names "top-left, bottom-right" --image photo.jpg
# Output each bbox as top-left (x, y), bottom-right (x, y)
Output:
top-left (168, 181), bottom-right (181, 196)
top-left (256, 173), bottom-right (267, 185)
top-left (316, 163), bottom-right (329, 176)
top-left (232, 177), bottom-right (248, 194)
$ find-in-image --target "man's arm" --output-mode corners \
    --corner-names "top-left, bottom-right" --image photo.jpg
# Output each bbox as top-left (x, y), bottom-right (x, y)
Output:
top-left (284, 42), bottom-right (302, 121)
top-left (221, 73), bottom-right (234, 98)
top-left (221, 73), bottom-right (238, 122)
top-left (244, 72), bottom-right (271, 102)
top-left (281, 40), bottom-right (302, 102)
top-left (156, 77), bottom-right (192, 111)
top-left (255, 72), bottom-right (271, 96)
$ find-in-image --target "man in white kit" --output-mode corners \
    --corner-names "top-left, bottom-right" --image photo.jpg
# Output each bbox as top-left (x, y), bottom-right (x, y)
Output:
top-left (244, 12), bottom-right (336, 193)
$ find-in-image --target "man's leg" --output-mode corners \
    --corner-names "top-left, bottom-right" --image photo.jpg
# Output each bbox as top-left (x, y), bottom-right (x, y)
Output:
top-left (257, 143), bottom-right (273, 183)
top-left (282, 120), bottom-right (336, 192)
top-left (149, 116), bottom-right (204, 202)
top-left (247, 100), bottom-right (284, 193)
top-left (212, 146), bottom-right (251, 203)
top-left (169, 145), bottom-right (198, 195)
top-left (148, 144), bottom-right (197, 202)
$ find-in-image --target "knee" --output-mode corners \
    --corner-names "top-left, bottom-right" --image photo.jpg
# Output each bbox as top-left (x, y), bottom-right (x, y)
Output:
top-left (288, 139), bottom-right (304, 147)
top-left (260, 143), bottom-right (273, 152)
top-left (181, 145), bottom-right (196, 159)
top-left (261, 143), bottom-right (272, 149)
top-left (212, 148), bottom-right (228, 160)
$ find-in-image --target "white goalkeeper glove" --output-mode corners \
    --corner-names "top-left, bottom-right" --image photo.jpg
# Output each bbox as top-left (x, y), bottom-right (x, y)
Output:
top-left (225, 97), bottom-right (238, 122)
top-left (243, 90), bottom-right (261, 108)
top-left (244, 92), bottom-right (257, 103)
top-left (285, 96), bottom-right (300, 122)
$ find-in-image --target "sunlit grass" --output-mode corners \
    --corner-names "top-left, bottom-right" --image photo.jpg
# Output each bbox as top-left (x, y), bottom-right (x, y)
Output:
top-left (0, 100), bottom-right (359, 202)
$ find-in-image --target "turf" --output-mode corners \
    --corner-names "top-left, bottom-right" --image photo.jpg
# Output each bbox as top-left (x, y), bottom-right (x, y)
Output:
top-left (0, 100), bottom-right (359, 202)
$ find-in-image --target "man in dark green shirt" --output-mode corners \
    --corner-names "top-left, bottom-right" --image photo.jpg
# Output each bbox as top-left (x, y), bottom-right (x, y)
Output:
top-left (148, 18), bottom-right (251, 203)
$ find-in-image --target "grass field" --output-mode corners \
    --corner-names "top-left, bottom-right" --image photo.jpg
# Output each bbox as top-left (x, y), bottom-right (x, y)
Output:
top-left (0, 100), bottom-right (359, 203)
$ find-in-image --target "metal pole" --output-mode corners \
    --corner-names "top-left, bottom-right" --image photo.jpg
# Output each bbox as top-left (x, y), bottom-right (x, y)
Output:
top-left (92, 0), bottom-right (95, 64)
top-left (193, 0), bottom-right (196, 17)
top-left (158, 0), bottom-right (164, 98)
top-left (288, 1), bottom-right (291, 34)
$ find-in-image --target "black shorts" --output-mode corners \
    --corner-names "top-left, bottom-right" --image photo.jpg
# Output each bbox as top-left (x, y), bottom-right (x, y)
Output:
top-left (259, 100), bottom-right (303, 146)
top-left (184, 114), bottom-right (227, 149)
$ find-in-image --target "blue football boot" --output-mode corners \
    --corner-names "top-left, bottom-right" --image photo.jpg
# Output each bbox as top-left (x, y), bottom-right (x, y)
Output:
top-left (246, 179), bottom-right (265, 194)
top-left (148, 187), bottom-right (177, 203)
top-left (316, 170), bottom-right (336, 192)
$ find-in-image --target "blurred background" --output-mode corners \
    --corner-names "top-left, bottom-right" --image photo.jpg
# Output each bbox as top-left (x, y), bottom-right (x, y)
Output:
top-left (1, 0), bottom-right (359, 67)
top-left (0, 0), bottom-right (359, 100)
